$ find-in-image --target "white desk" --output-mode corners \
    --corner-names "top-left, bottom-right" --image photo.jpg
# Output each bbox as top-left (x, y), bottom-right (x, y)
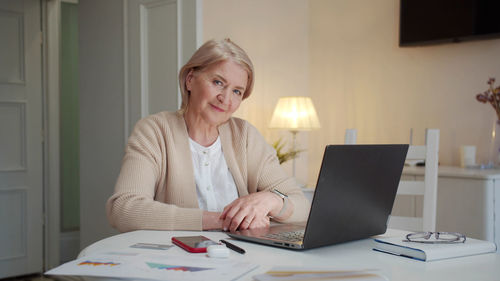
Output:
top-left (402, 166), bottom-right (500, 249)
top-left (76, 229), bottom-right (500, 281)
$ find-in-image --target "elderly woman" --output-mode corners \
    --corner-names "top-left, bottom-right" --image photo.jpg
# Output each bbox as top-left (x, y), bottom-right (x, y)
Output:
top-left (106, 39), bottom-right (310, 232)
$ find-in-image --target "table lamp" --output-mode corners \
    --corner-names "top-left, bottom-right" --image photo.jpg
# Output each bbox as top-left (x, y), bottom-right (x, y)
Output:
top-left (269, 96), bottom-right (321, 177)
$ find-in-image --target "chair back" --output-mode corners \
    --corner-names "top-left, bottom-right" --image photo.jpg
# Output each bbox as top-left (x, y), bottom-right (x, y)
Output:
top-left (344, 128), bottom-right (440, 232)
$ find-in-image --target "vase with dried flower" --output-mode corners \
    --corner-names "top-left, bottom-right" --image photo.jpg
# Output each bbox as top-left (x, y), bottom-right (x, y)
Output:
top-left (271, 138), bottom-right (304, 165)
top-left (476, 78), bottom-right (500, 167)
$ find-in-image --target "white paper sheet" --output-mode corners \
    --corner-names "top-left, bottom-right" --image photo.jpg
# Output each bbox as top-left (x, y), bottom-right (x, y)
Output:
top-left (253, 267), bottom-right (387, 281)
top-left (45, 251), bottom-right (258, 281)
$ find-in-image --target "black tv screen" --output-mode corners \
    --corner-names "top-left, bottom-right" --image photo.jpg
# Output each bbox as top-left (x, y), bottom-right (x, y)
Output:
top-left (400, 0), bottom-right (500, 46)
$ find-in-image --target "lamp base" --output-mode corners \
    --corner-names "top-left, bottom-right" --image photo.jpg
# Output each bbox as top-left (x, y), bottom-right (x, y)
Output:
top-left (291, 176), bottom-right (306, 188)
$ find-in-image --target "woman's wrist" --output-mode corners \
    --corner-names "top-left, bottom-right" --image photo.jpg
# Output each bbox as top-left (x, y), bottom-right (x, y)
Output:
top-left (202, 211), bottom-right (223, 230)
top-left (268, 189), bottom-right (294, 220)
top-left (268, 190), bottom-right (286, 217)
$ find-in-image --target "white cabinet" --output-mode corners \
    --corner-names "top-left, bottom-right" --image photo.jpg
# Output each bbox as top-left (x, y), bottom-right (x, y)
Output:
top-left (402, 166), bottom-right (499, 248)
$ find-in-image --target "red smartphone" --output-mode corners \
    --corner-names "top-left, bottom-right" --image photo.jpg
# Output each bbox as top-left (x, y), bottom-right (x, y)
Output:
top-left (171, 235), bottom-right (218, 253)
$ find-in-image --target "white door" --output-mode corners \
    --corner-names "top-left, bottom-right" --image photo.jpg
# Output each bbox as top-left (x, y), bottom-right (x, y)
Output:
top-left (126, 0), bottom-right (184, 133)
top-left (0, 0), bottom-right (44, 278)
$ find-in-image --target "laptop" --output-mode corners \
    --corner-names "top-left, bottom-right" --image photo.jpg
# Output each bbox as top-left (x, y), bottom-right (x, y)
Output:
top-left (228, 144), bottom-right (409, 250)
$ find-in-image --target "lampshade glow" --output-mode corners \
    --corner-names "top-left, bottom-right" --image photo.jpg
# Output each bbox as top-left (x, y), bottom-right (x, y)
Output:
top-left (269, 97), bottom-right (321, 131)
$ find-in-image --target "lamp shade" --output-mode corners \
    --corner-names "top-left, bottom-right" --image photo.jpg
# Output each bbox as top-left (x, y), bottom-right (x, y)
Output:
top-left (269, 96), bottom-right (321, 131)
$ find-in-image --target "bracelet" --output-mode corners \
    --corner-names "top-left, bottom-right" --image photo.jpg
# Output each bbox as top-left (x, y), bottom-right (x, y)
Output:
top-left (270, 189), bottom-right (288, 218)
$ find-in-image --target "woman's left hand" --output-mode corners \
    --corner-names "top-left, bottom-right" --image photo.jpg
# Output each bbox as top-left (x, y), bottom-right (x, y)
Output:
top-left (220, 191), bottom-right (282, 232)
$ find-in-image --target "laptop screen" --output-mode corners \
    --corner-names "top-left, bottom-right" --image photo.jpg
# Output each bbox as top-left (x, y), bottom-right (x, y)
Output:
top-left (303, 144), bottom-right (408, 248)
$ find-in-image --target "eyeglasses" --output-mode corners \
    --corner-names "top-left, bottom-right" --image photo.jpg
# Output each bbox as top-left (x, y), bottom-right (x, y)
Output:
top-left (404, 232), bottom-right (466, 244)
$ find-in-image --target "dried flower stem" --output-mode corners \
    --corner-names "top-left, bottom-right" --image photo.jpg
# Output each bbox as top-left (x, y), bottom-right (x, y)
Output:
top-left (476, 78), bottom-right (500, 122)
top-left (490, 83), bottom-right (500, 121)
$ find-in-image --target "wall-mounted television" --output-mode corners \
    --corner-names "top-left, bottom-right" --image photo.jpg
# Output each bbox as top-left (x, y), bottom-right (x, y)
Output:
top-left (399, 0), bottom-right (500, 46)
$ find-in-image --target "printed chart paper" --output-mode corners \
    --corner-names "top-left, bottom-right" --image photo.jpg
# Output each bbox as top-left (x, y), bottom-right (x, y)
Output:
top-left (46, 251), bottom-right (258, 281)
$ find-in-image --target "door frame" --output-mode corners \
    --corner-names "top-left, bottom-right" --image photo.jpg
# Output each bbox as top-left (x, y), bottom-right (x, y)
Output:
top-left (123, 0), bottom-right (203, 138)
top-left (43, 0), bottom-right (61, 270)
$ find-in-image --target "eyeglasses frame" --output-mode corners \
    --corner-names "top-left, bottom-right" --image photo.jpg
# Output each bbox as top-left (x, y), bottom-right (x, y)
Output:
top-left (403, 231), bottom-right (466, 244)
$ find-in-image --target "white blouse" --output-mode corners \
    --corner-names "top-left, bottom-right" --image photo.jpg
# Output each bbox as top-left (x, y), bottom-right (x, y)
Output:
top-left (188, 136), bottom-right (239, 212)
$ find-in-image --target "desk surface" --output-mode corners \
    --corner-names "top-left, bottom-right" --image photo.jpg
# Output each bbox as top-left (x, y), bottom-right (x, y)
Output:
top-left (78, 229), bottom-right (500, 281)
top-left (403, 165), bottom-right (500, 180)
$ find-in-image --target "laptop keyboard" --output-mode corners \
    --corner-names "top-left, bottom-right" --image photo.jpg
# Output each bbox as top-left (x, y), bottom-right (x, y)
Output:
top-left (264, 230), bottom-right (305, 242)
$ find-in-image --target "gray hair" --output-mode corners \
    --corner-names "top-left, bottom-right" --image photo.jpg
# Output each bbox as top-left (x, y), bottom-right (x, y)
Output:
top-left (178, 38), bottom-right (255, 112)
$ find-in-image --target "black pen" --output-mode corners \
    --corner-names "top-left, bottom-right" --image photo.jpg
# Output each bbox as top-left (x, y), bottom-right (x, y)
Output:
top-left (220, 239), bottom-right (246, 254)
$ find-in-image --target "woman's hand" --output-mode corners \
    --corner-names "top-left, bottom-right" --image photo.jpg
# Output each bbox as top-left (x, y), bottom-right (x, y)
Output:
top-left (219, 191), bottom-right (282, 232)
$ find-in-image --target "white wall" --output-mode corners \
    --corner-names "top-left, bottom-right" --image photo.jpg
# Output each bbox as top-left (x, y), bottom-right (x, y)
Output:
top-left (203, 0), bottom-right (311, 184)
top-left (79, 0), bottom-right (123, 248)
top-left (308, 0), bottom-right (500, 185)
top-left (204, 0), bottom-right (500, 187)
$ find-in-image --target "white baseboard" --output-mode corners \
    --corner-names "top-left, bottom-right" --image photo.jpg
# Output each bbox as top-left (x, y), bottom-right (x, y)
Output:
top-left (60, 230), bottom-right (80, 263)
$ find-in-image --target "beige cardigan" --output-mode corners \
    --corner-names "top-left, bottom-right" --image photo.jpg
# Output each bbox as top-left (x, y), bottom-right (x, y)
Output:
top-left (106, 111), bottom-right (310, 232)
